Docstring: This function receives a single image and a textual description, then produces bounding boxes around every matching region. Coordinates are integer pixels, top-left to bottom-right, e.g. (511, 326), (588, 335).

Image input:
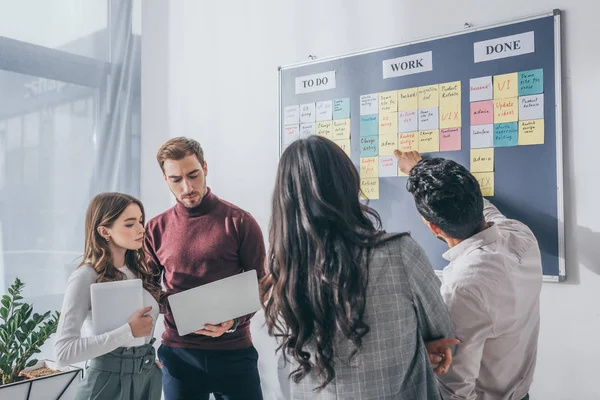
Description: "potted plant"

(0, 278), (82, 400)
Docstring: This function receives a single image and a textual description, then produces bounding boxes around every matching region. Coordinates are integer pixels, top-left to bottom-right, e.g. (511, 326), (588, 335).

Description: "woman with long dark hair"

(262, 136), (455, 399)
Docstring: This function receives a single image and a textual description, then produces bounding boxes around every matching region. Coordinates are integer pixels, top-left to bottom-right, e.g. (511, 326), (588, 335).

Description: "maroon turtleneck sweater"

(144, 188), (266, 350)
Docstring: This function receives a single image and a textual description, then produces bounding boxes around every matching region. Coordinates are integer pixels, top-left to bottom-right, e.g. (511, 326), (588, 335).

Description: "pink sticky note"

(440, 128), (461, 151)
(470, 101), (494, 125)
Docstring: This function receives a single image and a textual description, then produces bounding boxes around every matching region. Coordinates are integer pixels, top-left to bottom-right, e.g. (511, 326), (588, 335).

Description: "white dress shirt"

(437, 199), (543, 400)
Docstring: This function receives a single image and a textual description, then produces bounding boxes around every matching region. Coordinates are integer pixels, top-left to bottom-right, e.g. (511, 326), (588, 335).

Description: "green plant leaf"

(25, 359), (38, 368)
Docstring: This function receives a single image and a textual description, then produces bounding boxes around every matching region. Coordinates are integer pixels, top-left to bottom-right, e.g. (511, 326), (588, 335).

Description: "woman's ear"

(97, 226), (110, 241)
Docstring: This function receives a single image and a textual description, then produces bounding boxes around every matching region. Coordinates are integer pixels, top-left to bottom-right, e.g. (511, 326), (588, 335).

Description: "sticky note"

(473, 172), (494, 197)
(440, 128), (461, 152)
(316, 101), (333, 121)
(283, 125), (300, 145)
(418, 85), (439, 108)
(494, 123), (518, 147)
(419, 130), (440, 153)
(379, 156), (398, 178)
(334, 139), (351, 157)
(316, 121), (333, 138)
(494, 98), (518, 123)
(470, 76), (493, 102)
(332, 119), (351, 140)
(470, 124), (494, 149)
(300, 103), (316, 123)
(379, 91), (398, 113)
(360, 94), (378, 115)
(418, 107), (439, 130)
(397, 88), (418, 111)
(470, 100), (494, 125)
(439, 81), (461, 108)
(360, 178), (379, 200)
(398, 110), (418, 133)
(379, 112), (398, 135)
(494, 73), (518, 99)
(360, 136), (378, 157)
(440, 104), (461, 129)
(360, 157), (378, 178)
(378, 134), (398, 156)
(470, 148), (494, 172)
(333, 98), (350, 120)
(284, 105), (300, 125)
(398, 132), (418, 152)
(519, 94), (544, 121)
(300, 123), (315, 139)
(360, 115), (378, 137)
(519, 69), (543, 96)
(519, 119), (544, 145)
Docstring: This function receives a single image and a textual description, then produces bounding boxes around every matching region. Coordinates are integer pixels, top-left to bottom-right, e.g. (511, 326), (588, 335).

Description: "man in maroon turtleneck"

(144, 137), (266, 400)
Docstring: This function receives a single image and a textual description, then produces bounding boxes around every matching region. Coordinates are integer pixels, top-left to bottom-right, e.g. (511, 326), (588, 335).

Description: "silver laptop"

(168, 270), (261, 336)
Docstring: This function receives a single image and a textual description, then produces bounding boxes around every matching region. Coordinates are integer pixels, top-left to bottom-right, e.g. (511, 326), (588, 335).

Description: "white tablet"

(168, 270), (261, 336)
(90, 279), (145, 347)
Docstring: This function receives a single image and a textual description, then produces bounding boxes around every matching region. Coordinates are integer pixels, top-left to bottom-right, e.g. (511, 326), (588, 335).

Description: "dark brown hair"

(156, 137), (205, 171)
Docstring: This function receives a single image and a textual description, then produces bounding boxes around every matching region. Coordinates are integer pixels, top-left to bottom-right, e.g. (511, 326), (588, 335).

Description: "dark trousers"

(158, 344), (263, 400)
(522, 395), (529, 400)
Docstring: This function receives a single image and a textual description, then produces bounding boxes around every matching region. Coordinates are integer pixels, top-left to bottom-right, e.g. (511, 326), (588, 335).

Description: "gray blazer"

(288, 234), (455, 400)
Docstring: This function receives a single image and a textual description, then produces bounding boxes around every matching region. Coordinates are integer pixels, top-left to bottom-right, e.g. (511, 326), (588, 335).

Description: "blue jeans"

(158, 344), (263, 400)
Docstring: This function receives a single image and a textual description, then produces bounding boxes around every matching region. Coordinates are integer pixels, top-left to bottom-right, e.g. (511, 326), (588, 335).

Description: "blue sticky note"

(333, 98), (350, 119)
(360, 115), (378, 137)
(360, 136), (378, 157)
(494, 122), (518, 147)
(519, 69), (543, 96)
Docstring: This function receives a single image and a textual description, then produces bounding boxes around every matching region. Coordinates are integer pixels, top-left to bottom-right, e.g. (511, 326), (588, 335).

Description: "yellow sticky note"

(379, 91), (398, 114)
(334, 139), (351, 157)
(379, 112), (398, 135)
(378, 134), (398, 156)
(439, 81), (461, 108)
(419, 130), (440, 153)
(360, 157), (378, 178)
(472, 172), (494, 197)
(332, 119), (351, 140)
(316, 121), (333, 138)
(398, 132), (418, 152)
(494, 73), (518, 99)
(494, 98), (518, 123)
(418, 84), (439, 108)
(439, 104), (461, 129)
(519, 119), (544, 145)
(471, 148), (494, 172)
(360, 178), (379, 200)
(397, 88), (418, 111)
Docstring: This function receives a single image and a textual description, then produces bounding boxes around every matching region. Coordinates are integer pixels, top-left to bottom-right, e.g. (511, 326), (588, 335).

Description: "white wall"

(141, 1), (600, 399)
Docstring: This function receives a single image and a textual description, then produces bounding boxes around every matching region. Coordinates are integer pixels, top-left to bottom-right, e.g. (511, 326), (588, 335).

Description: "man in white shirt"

(395, 150), (542, 400)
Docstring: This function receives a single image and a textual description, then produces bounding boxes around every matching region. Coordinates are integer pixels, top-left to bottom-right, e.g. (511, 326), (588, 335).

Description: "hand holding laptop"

(194, 319), (234, 337)
(129, 306), (154, 337)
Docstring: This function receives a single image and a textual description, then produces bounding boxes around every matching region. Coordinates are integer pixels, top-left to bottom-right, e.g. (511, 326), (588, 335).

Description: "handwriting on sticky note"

(440, 105), (461, 129)
(300, 103), (316, 123)
(470, 76), (493, 102)
(360, 157), (378, 178)
(361, 94), (379, 115)
(397, 88), (418, 111)
(379, 112), (398, 135)
(470, 124), (494, 149)
(379, 91), (398, 113)
(419, 130), (440, 153)
(470, 148), (494, 172)
(494, 73), (518, 99)
(519, 69), (543, 96)
(418, 107), (439, 130)
(333, 98), (350, 120)
(332, 119), (350, 140)
(418, 85), (439, 108)
(316, 101), (333, 121)
(334, 139), (351, 157)
(398, 110), (418, 133)
(379, 156), (398, 178)
(473, 172), (494, 197)
(284, 105), (300, 125)
(316, 121), (333, 138)
(494, 98), (518, 123)
(360, 115), (378, 137)
(360, 136), (378, 157)
(360, 178), (379, 200)
(470, 100), (494, 125)
(440, 81), (461, 107)
(283, 125), (300, 145)
(398, 132), (418, 152)
(378, 134), (398, 156)
(440, 128), (461, 152)
(519, 94), (544, 121)
(518, 119), (544, 146)
(494, 123), (518, 147)
(300, 123), (316, 139)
